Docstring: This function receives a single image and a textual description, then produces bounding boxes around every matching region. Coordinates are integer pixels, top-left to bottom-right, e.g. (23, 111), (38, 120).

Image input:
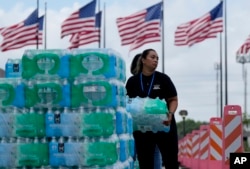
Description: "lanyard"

(140, 72), (155, 96)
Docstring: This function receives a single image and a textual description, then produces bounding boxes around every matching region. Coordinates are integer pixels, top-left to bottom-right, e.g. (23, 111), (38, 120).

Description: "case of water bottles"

(71, 78), (126, 108)
(24, 77), (71, 108)
(46, 107), (117, 138)
(49, 135), (119, 167)
(0, 48), (135, 169)
(0, 137), (49, 168)
(70, 48), (126, 82)
(21, 49), (71, 79)
(126, 96), (170, 133)
(0, 108), (46, 138)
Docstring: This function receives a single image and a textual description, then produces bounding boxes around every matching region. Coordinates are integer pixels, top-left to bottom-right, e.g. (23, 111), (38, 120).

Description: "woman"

(130, 53), (162, 169)
(126, 49), (179, 169)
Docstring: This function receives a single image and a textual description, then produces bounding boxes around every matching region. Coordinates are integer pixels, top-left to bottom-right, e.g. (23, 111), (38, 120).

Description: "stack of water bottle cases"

(0, 48), (135, 169)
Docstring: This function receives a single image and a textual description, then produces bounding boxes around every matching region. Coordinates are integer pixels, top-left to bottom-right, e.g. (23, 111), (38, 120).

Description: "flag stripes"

(0, 9), (44, 52)
(174, 2), (223, 46)
(116, 2), (162, 51)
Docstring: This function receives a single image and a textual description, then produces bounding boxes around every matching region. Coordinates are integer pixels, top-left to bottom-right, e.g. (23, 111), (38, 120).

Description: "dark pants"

(133, 115), (178, 169)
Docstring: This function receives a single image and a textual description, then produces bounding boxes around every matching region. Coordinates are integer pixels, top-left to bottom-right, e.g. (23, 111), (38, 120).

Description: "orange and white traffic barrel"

(191, 130), (200, 169)
(209, 117), (223, 169)
(222, 105), (243, 169)
(184, 133), (193, 168)
(198, 125), (210, 169)
(178, 137), (185, 165)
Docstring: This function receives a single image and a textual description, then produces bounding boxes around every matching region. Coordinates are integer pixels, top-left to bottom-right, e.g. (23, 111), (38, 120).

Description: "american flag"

(69, 11), (101, 49)
(174, 2), (223, 46)
(116, 2), (162, 51)
(236, 34), (250, 63)
(0, 9), (44, 52)
(61, 0), (96, 38)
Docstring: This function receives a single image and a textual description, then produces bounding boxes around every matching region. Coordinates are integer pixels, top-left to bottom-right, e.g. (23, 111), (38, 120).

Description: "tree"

(177, 119), (208, 139)
(242, 112), (250, 127)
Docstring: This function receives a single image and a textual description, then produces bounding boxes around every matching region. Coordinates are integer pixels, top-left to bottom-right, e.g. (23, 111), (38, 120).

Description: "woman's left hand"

(162, 113), (173, 126)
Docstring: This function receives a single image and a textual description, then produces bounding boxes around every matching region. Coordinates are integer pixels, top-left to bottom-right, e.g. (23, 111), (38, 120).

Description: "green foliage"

(243, 139), (250, 152)
(177, 118), (208, 139)
(242, 112), (250, 126)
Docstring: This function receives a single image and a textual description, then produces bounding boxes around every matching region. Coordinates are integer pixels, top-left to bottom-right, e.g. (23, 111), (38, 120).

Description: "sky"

(0, 0), (249, 123)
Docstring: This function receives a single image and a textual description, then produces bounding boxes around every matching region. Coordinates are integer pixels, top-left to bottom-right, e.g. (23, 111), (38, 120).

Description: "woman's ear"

(141, 57), (145, 63)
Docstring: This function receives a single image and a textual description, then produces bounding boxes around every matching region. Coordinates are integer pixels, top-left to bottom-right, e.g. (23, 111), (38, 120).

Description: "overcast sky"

(0, 0), (249, 123)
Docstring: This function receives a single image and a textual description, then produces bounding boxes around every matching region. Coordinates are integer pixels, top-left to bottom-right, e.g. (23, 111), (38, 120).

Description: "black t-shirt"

(126, 71), (177, 102)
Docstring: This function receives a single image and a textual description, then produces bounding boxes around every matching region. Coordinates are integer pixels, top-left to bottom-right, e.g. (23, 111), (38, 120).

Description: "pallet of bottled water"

(0, 48), (135, 169)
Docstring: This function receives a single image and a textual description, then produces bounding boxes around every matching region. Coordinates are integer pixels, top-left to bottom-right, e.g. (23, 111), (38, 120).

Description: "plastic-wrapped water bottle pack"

(126, 96), (170, 133)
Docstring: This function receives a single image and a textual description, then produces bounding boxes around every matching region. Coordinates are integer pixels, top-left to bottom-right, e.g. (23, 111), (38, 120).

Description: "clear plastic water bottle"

(57, 50), (71, 78)
(126, 112), (133, 135)
(134, 159), (140, 169)
(127, 135), (135, 160)
(0, 109), (12, 137)
(118, 134), (130, 162)
(116, 107), (128, 135)
(60, 79), (71, 107)
(5, 58), (22, 78)
(60, 108), (80, 137)
(49, 137), (65, 166)
(0, 137), (16, 168)
(45, 108), (55, 137)
(46, 110), (63, 137)
(128, 157), (135, 169)
(64, 137), (83, 166)
(115, 53), (126, 82)
(13, 79), (25, 108)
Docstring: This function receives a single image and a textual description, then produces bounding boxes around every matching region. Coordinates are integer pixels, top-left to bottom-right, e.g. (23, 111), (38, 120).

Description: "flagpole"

(103, 2), (106, 48)
(219, 0), (223, 117)
(161, 0), (164, 73)
(224, 0), (228, 106)
(44, 1), (47, 49)
(98, 0), (101, 48)
(37, 0), (39, 49)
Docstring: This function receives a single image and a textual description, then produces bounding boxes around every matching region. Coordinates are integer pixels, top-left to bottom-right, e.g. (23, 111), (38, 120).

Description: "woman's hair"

(137, 48), (156, 73)
(130, 53), (141, 75)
